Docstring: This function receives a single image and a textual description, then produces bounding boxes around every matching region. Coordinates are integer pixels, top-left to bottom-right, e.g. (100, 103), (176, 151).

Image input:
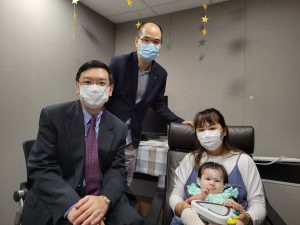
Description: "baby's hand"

(185, 188), (209, 204)
(201, 186), (210, 195)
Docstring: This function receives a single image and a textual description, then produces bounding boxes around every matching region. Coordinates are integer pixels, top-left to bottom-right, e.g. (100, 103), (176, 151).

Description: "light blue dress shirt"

(82, 106), (103, 138)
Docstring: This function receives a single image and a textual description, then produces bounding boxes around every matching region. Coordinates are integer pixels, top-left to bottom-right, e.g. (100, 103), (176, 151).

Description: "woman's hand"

(175, 201), (191, 217)
(223, 200), (252, 225)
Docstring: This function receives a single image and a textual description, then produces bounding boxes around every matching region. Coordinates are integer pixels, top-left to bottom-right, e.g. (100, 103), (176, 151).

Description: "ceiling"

(80, 0), (228, 24)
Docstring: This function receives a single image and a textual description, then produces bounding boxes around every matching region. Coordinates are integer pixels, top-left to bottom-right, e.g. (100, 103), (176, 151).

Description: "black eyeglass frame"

(138, 36), (162, 46)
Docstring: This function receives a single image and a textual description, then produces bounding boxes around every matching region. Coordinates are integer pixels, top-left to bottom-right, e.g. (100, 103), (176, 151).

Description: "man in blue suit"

(106, 22), (191, 185)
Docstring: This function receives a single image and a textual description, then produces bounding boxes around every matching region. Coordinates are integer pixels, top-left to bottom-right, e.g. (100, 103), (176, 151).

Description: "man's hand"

(67, 195), (109, 225)
(182, 120), (193, 126)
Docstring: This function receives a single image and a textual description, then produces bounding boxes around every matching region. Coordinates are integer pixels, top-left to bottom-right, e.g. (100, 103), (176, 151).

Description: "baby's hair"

(198, 162), (228, 184)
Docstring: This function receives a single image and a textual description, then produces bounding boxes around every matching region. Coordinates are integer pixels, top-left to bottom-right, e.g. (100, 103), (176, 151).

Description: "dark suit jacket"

(106, 51), (183, 148)
(22, 100), (128, 225)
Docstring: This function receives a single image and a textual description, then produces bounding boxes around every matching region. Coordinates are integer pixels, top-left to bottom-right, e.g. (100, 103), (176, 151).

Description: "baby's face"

(198, 168), (225, 194)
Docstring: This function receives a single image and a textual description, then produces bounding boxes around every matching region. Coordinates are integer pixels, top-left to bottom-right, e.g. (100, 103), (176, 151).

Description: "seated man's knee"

(128, 213), (144, 225)
(106, 194), (143, 225)
(108, 210), (143, 225)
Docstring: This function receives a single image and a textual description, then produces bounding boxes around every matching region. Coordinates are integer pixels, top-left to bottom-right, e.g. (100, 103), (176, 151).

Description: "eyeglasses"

(139, 36), (162, 46)
(79, 80), (109, 87)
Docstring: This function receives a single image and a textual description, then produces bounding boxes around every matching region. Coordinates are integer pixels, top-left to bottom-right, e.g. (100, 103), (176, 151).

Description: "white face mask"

(79, 85), (109, 109)
(196, 129), (223, 151)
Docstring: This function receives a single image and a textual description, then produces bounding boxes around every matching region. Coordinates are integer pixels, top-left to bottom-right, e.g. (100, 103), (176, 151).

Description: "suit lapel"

(130, 52), (140, 102)
(65, 101), (85, 181)
(98, 108), (114, 166)
(64, 103), (114, 185)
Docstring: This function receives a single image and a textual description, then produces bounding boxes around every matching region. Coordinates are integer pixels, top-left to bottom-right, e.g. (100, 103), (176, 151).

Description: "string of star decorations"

(72, 0), (79, 40)
(126, 0), (143, 28)
(201, 2), (209, 36)
(198, 2), (209, 60)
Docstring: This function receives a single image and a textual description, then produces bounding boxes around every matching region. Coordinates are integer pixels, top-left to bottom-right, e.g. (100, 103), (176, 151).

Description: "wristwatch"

(102, 195), (111, 206)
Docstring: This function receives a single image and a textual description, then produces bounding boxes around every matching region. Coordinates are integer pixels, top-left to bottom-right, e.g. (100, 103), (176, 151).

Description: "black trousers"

(105, 193), (143, 225)
(54, 193), (143, 225)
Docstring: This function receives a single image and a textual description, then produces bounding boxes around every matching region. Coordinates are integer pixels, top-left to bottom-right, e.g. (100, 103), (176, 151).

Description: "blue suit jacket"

(106, 51), (183, 147)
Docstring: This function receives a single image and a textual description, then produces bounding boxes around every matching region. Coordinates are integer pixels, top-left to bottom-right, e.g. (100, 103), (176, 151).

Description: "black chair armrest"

(144, 175), (166, 225)
(13, 182), (28, 203)
(13, 181), (28, 225)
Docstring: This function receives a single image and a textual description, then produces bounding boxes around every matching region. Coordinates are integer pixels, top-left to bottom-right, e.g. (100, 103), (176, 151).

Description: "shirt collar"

(138, 64), (152, 75)
(82, 106), (103, 127)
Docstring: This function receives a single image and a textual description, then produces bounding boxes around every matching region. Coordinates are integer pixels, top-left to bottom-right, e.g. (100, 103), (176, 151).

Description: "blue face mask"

(138, 43), (161, 62)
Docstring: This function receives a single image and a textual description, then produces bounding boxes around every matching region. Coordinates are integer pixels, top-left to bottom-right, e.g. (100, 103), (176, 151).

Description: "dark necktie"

(85, 115), (101, 195)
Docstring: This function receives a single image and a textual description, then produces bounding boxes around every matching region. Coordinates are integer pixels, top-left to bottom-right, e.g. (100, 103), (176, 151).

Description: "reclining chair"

(145, 122), (286, 225)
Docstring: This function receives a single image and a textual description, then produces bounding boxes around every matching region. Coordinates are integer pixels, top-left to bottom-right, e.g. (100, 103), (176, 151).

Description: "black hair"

(137, 22), (163, 42)
(194, 108), (230, 148)
(198, 161), (228, 184)
(193, 108), (231, 167)
(75, 60), (114, 85)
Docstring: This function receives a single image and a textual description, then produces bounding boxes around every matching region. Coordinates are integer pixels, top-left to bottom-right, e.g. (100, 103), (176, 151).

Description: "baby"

(181, 162), (239, 225)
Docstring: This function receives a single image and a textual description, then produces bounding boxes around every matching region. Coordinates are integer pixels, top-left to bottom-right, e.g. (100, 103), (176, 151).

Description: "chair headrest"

(168, 123), (254, 154)
(168, 123), (197, 152)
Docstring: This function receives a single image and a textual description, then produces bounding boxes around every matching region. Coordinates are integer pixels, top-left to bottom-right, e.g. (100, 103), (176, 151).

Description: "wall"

(115, 0), (300, 224)
(115, 0), (300, 159)
(0, 0), (115, 223)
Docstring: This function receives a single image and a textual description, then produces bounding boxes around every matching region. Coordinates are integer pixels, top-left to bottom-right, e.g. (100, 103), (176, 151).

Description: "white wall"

(0, 0), (115, 223)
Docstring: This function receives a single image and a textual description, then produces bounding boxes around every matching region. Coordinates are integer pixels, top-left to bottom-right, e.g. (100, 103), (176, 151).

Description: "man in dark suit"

(22, 60), (143, 225)
(106, 22), (192, 185)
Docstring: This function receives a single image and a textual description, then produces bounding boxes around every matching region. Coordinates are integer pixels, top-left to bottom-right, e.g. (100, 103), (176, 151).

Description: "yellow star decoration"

(72, 24), (77, 30)
(202, 3), (208, 10)
(202, 15), (209, 23)
(136, 21), (142, 28)
(136, 11), (141, 17)
(72, 11), (77, 19)
(72, 0), (79, 4)
(201, 29), (207, 35)
(127, 0), (133, 7)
